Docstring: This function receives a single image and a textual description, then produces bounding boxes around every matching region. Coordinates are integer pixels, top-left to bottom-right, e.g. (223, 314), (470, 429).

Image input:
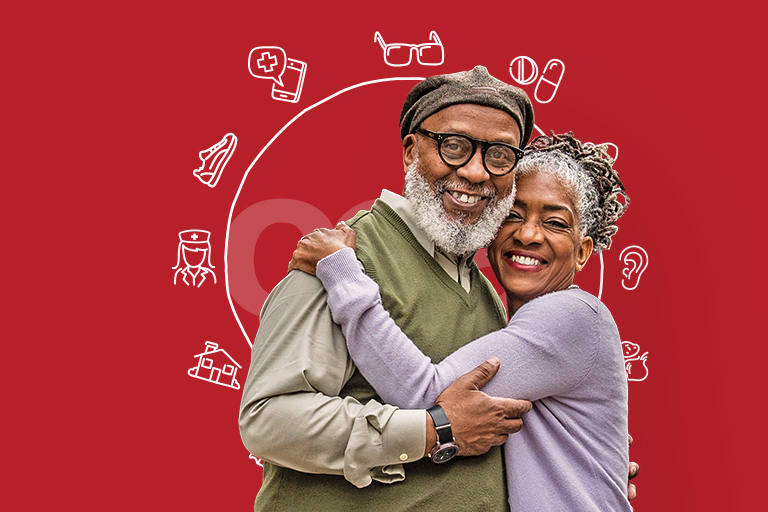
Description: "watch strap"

(427, 405), (454, 445)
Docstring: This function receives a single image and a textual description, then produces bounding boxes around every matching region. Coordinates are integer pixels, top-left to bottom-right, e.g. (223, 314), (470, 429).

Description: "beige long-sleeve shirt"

(238, 190), (477, 488)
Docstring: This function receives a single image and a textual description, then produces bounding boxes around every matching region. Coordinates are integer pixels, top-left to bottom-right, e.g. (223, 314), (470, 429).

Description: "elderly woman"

(290, 133), (631, 511)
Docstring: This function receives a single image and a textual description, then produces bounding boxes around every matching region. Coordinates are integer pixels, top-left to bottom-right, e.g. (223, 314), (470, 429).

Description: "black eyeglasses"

(416, 128), (524, 176)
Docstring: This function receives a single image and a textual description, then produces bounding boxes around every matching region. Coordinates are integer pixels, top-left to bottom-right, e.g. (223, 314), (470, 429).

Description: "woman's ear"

(575, 236), (594, 272)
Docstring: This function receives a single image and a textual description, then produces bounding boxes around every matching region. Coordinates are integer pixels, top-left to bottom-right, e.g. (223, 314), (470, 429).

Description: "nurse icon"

(172, 230), (217, 287)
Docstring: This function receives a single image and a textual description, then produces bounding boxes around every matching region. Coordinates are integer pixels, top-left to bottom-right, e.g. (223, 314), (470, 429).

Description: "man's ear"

(575, 236), (594, 272)
(402, 134), (417, 172)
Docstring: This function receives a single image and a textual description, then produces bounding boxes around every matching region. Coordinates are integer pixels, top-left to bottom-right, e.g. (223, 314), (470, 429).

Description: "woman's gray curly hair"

(515, 132), (629, 253)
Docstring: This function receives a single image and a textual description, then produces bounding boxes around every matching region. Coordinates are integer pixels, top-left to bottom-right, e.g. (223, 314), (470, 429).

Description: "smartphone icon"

(272, 58), (306, 103)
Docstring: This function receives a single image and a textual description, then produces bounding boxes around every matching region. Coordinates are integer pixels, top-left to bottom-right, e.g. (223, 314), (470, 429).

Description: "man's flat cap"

(399, 66), (534, 148)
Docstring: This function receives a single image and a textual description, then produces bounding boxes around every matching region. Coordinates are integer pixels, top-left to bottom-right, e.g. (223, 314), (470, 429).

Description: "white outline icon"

(374, 31), (444, 67)
(601, 143), (619, 162)
(173, 230), (216, 287)
(248, 46), (307, 104)
(509, 56), (539, 86)
(534, 59), (565, 104)
(584, 142), (619, 163)
(622, 341), (649, 382)
(249, 46), (286, 84)
(193, 133), (237, 188)
(249, 454), (264, 467)
(619, 245), (648, 291)
(188, 341), (242, 389)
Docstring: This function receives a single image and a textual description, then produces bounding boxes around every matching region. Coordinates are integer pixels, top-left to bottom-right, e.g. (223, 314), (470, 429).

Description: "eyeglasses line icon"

(374, 31), (444, 67)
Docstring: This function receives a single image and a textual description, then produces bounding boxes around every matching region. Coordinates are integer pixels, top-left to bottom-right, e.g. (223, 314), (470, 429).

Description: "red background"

(5, 1), (766, 510)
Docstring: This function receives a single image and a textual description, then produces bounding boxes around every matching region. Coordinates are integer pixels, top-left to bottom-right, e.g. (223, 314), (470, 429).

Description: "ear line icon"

(619, 245), (649, 291)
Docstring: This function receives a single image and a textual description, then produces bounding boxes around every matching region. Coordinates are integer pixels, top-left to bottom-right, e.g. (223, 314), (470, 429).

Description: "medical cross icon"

(257, 52), (278, 73)
(248, 45), (307, 104)
(191, 233), (198, 240)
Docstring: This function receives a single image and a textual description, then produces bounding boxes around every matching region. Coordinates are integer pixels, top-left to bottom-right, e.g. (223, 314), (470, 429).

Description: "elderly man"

(239, 67), (633, 511)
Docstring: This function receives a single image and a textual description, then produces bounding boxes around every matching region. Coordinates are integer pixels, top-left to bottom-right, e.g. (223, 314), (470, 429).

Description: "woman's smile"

(504, 250), (546, 271)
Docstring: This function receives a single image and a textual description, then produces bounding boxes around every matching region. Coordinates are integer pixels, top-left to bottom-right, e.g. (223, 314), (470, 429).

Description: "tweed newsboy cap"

(399, 66), (534, 148)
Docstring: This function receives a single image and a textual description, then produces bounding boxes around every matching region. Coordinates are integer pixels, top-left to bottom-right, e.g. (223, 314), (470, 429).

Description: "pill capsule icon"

(535, 59), (565, 104)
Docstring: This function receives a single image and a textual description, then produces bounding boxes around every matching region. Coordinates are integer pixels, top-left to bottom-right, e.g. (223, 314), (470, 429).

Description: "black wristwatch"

(427, 405), (459, 463)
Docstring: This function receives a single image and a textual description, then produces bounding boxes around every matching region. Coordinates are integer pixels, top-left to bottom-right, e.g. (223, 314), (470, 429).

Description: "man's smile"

(442, 188), (490, 212)
(437, 179), (497, 221)
(446, 190), (484, 205)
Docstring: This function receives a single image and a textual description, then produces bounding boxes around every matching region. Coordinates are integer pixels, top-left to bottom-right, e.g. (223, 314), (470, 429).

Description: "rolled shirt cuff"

(383, 408), (427, 465)
(343, 402), (427, 487)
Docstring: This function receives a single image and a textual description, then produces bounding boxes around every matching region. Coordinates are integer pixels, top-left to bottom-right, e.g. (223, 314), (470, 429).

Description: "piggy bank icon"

(622, 341), (649, 382)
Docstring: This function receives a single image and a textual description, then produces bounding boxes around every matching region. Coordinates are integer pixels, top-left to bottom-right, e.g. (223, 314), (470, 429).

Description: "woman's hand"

(288, 222), (357, 276)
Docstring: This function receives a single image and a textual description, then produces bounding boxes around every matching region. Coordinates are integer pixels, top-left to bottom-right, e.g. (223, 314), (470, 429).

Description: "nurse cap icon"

(179, 230), (211, 244)
(173, 230), (217, 287)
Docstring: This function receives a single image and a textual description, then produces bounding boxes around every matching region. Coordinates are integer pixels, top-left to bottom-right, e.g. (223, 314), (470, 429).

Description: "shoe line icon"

(193, 133), (237, 188)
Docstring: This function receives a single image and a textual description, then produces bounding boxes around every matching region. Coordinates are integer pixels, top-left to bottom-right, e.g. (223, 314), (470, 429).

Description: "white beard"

(404, 156), (516, 257)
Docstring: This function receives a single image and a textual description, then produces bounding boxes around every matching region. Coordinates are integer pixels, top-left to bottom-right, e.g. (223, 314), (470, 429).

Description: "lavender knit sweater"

(317, 248), (631, 511)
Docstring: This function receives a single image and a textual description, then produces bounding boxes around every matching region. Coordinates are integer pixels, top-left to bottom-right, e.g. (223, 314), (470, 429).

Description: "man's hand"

(432, 357), (531, 457)
(628, 434), (639, 500)
(288, 222), (357, 275)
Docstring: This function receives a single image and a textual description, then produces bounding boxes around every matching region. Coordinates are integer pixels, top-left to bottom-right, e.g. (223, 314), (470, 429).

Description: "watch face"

(432, 444), (459, 463)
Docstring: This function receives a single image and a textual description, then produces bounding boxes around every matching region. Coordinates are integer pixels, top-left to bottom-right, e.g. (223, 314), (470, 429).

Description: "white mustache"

(435, 178), (497, 200)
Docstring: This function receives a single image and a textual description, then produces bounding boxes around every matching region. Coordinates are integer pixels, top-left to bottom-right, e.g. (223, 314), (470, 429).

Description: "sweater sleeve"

(316, 248), (599, 407)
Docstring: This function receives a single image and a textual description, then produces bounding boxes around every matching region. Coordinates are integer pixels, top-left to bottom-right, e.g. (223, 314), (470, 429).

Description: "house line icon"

(188, 341), (242, 390)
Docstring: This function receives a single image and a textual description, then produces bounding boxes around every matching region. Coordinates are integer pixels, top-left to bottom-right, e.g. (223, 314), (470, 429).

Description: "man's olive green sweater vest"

(255, 200), (509, 511)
